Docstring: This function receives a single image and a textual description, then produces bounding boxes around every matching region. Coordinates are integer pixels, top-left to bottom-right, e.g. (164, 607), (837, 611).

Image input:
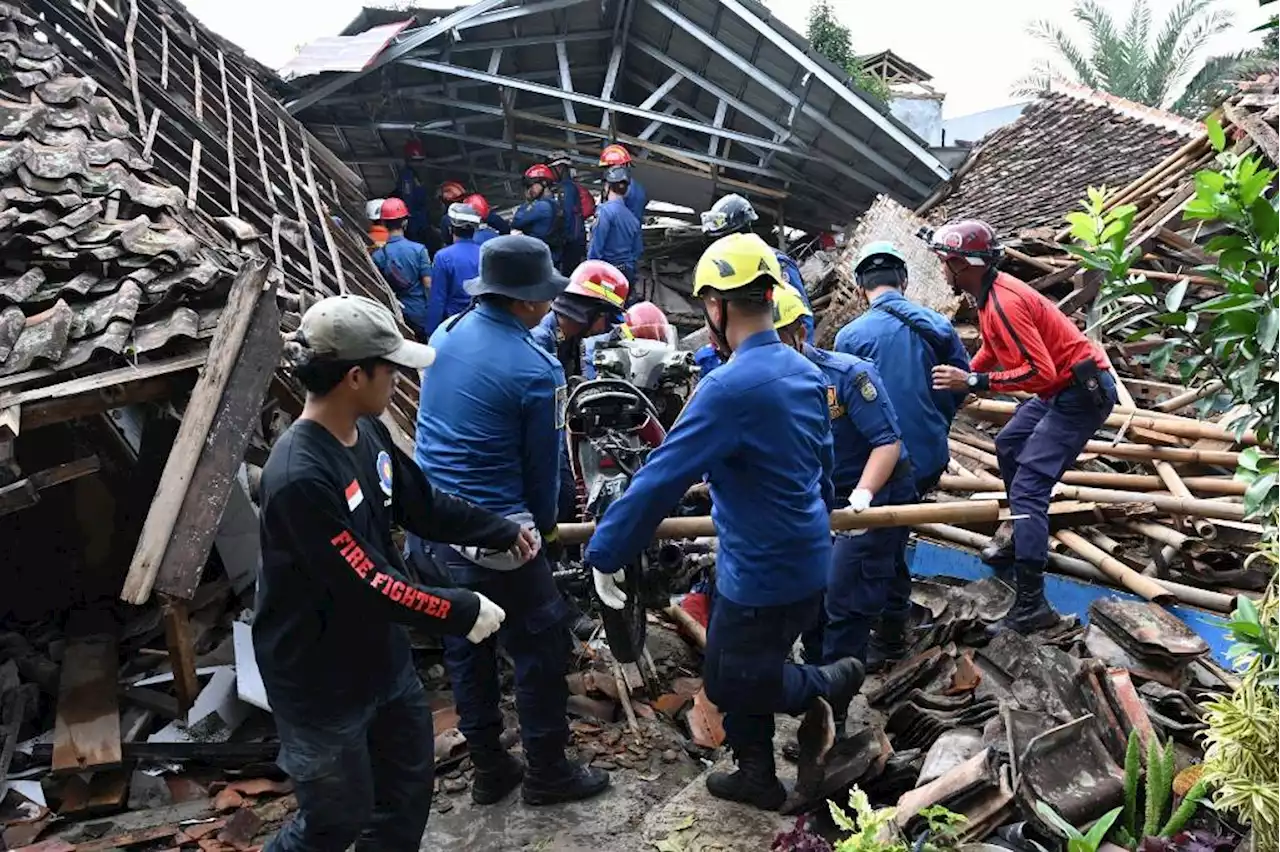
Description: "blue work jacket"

(776, 251), (815, 341)
(530, 313), (616, 379)
(624, 179), (648, 222)
(415, 303), (565, 535)
(834, 290), (968, 482)
(425, 236), (481, 338)
(694, 344), (724, 379)
(803, 344), (907, 498)
(588, 198), (643, 274)
(372, 235), (432, 335)
(585, 329), (834, 607)
(394, 167), (430, 238)
(559, 175), (586, 244)
(474, 227), (500, 247)
(512, 197), (560, 244)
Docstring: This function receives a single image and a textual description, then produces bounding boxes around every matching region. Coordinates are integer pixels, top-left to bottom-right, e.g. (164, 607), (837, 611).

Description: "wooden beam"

(0, 350), (208, 410)
(52, 631), (121, 774)
(121, 261), (270, 605)
(21, 374), (184, 432)
(154, 290), (281, 599)
(0, 455), (101, 517)
(161, 599), (201, 716)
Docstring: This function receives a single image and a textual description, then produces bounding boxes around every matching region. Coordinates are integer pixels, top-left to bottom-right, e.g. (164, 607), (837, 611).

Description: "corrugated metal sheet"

(288, 0), (950, 233)
(279, 19), (414, 81)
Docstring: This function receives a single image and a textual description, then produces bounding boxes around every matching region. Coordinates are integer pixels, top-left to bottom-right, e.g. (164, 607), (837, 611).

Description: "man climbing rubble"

(583, 233), (862, 811)
(926, 219), (1118, 635)
(834, 241), (970, 670)
(255, 295), (533, 852)
(410, 235), (610, 807)
(371, 198), (432, 341)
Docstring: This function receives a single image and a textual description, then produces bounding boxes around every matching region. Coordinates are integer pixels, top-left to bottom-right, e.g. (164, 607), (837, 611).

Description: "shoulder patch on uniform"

(555, 384), (568, 430)
(826, 385), (846, 420)
(855, 371), (878, 402)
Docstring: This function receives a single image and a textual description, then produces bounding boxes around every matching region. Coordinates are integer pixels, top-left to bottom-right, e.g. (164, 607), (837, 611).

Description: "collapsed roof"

(920, 82), (1202, 239)
(282, 0), (952, 232)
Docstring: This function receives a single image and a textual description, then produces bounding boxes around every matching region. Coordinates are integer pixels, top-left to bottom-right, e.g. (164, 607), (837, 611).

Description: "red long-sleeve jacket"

(971, 272), (1110, 398)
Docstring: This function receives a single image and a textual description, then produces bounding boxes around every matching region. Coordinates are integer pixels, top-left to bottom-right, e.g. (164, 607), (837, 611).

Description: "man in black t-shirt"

(256, 295), (536, 852)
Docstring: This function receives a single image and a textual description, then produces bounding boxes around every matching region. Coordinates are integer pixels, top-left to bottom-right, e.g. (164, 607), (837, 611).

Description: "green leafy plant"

(1113, 730), (1207, 849)
(805, 1), (892, 103)
(1037, 802), (1124, 852)
(825, 789), (966, 852)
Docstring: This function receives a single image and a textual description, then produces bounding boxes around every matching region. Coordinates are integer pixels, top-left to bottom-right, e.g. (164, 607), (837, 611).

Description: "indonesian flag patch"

(345, 478), (364, 512)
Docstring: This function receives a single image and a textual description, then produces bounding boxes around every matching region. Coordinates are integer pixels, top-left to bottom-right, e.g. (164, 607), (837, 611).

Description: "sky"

(184, 0), (1273, 118)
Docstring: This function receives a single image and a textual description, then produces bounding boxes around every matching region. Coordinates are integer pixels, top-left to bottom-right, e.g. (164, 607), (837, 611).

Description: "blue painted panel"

(906, 539), (1235, 667)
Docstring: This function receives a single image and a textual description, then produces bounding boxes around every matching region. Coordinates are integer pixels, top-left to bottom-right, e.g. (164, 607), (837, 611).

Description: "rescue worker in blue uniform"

(588, 167), (644, 287)
(599, 144), (647, 222)
(549, 152), (588, 275)
(769, 286), (914, 690)
(512, 164), (563, 265)
(396, 140), (432, 245)
(410, 235), (610, 807)
(440, 190), (511, 246)
(701, 193), (814, 340)
(834, 241), (970, 670)
(371, 197), (432, 340)
(424, 202), (483, 338)
(584, 233), (862, 811)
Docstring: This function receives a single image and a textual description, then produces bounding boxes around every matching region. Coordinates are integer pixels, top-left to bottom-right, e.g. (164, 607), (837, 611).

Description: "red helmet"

(567, 260), (629, 310)
(380, 197), (410, 221)
(925, 219), (1002, 266)
(524, 164), (555, 184)
(439, 180), (467, 203)
(599, 144), (632, 167)
(624, 302), (671, 342)
(463, 193), (490, 220)
(404, 139), (425, 160)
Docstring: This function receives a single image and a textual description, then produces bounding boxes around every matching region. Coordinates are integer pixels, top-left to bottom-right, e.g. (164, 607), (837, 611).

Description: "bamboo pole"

(1124, 519), (1196, 551)
(1155, 381), (1223, 413)
(1082, 441), (1239, 467)
(948, 458), (982, 480)
(1053, 485), (1246, 521)
(1052, 530), (1176, 603)
(949, 439), (1001, 470)
(555, 500), (1005, 546)
(913, 523), (1235, 612)
(662, 605), (707, 650)
(938, 472), (1245, 497)
(965, 398), (1258, 446)
(1153, 460), (1217, 539)
(951, 430), (998, 454)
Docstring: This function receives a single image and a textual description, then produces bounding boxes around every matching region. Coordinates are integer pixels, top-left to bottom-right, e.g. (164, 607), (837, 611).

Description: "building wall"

(890, 96), (943, 147)
(941, 102), (1032, 147)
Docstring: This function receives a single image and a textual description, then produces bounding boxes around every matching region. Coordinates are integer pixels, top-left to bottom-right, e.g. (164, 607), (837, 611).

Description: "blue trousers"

(995, 377), (1116, 566)
(414, 541), (573, 766)
(805, 475), (916, 665)
(560, 239), (587, 276)
(704, 592), (830, 752)
(266, 664), (434, 852)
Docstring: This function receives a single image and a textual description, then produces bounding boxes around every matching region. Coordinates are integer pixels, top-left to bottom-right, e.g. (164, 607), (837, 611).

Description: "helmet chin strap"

(702, 298), (733, 358)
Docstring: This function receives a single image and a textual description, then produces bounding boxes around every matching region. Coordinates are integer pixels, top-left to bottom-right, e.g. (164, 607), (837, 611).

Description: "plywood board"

(51, 634), (121, 773)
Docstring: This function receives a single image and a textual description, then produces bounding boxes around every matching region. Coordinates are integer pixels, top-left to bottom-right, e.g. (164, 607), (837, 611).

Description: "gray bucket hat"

(464, 234), (569, 302)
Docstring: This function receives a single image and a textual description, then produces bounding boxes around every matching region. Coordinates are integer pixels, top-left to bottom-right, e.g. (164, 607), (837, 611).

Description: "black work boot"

(469, 747), (525, 805)
(706, 745), (786, 811)
(818, 656), (865, 724)
(865, 616), (909, 674)
(986, 561), (1059, 637)
(522, 755), (610, 805)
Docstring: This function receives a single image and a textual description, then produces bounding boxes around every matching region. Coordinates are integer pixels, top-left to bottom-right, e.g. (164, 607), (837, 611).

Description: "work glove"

(466, 593), (506, 644)
(593, 567), (628, 611)
(848, 488), (873, 512)
(542, 528), (564, 566)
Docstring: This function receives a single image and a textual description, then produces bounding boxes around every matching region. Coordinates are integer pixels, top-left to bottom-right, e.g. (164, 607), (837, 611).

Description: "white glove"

(594, 568), (628, 610)
(466, 593), (506, 644)
(848, 488), (873, 512)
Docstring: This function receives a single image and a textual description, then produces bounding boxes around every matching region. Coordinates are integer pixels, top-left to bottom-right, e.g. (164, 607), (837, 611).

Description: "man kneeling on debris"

(584, 233), (862, 811)
(255, 295), (535, 852)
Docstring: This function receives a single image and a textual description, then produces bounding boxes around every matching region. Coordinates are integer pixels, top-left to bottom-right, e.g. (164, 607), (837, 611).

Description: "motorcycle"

(561, 304), (702, 671)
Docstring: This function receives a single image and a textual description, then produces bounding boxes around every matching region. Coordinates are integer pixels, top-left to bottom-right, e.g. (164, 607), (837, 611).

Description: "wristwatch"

(966, 373), (989, 391)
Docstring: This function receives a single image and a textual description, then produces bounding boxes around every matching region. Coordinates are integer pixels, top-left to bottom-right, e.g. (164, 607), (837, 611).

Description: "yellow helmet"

(693, 233), (783, 298)
(772, 283), (812, 331)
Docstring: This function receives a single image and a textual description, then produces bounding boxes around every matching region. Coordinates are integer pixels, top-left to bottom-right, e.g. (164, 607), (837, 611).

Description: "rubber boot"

(521, 744), (610, 806)
(706, 745), (786, 811)
(469, 747), (525, 805)
(865, 615), (909, 674)
(986, 561), (1059, 638)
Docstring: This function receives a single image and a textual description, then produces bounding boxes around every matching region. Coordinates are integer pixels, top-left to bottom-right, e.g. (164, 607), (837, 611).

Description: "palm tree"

(1014, 0), (1276, 118)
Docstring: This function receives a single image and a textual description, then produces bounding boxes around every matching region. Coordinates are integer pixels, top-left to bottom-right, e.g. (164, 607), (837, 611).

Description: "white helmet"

(365, 199), (386, 221)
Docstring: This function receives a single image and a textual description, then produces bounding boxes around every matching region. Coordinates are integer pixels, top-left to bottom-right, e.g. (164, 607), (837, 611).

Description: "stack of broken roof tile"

(0, 1), (236, 380)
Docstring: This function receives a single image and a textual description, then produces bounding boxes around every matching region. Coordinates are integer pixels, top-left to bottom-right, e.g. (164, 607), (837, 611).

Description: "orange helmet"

(524, 164), (556, 184)
(463, 193), (491, 220)
(566, 260), (630, 310)
(380, 197), (410, 222)
(439, 181), (467, 203)
(625, 301), (671, 343)
(404, 139), (425, 160)
(599, 144), (632, 167)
